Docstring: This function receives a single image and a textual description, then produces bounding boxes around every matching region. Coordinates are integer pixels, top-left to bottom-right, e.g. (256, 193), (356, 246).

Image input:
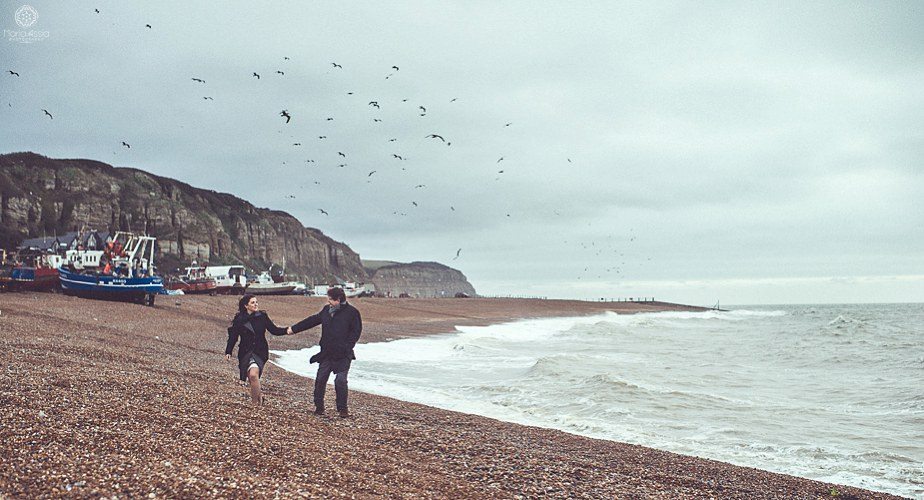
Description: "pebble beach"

(0, 293), (902, 499)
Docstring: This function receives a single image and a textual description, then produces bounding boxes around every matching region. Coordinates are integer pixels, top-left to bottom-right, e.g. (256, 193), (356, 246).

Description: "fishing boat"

(204, 265), (247, 294)
(2, 253), (64, 292)
(58, 232), (164, 305)
(166, 264), (218, 294)
(246, 271), (297, 295)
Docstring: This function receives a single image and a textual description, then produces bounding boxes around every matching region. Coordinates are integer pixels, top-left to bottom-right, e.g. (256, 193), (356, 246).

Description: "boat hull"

(58, 268), (164, 304)
(4, 266), (59, 291)
(246, 283), (298, 295)
(166, 278), (218, 294)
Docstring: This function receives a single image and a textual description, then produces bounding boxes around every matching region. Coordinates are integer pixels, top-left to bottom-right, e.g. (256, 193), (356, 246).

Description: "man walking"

(288, 287), (362, 417)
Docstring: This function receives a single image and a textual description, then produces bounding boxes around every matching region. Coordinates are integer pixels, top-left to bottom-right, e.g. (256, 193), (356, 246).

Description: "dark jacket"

(291, 302), (362, 363)
(225, 310), (287, 362)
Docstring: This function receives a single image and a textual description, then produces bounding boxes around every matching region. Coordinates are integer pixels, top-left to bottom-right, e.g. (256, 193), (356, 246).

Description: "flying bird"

(497, 157), (504, 163)
(426, 134), (445, 142)
(505, 122), (512, 127)
(145, 24), (152, 29)
(391, 66), (399, 71)
(252, 72), (260, 79)
(280, 110), (291, 123)
(191, 78), (205, 83)
(121, 141), (131, 148)
(418, 106), (427, 113)
(388, 138), (397, 142)
(286, 195), (295, 199)
(203, 96), (213, 100)
(414, 184), (426, 188)
(368, 170), (376, 177)
(8, 70), (19, 77)
(318, 135), (326, 139)
(392, 154), (404, 160)
(318, 208), (329, 215)
(368, 101), (380, 108)
(373, 118), (382, 122)
(284, 56), (290, 60)
(453, 248), (461, 260)
(276, 70), (284, 75)
(331, 62), (342, 68)
(94, 8), (100, 13)
(412, 201), (418, 207)
(292, 142), (301, 146)
(326, 117), (334, 121)
(42, 109), (53, 119)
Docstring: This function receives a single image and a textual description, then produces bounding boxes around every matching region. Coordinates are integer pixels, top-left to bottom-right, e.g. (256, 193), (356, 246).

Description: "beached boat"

(58, 232), (164, 305)
(246, 271), (297, 295)
(166, 265), (218, 294)
(310, 281), (367, 297)
(204, 265), (247, 294)
(1, 253), (64, 292)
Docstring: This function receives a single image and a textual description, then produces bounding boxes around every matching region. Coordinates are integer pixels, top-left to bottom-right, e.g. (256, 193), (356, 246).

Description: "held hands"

(286, 326), (294, 335)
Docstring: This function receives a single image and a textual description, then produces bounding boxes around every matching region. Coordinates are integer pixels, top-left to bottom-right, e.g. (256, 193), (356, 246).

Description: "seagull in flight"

(252, 72), (260, 79)
(8, 70), (19, 77)
(391, 66), (399, 71)
(203, 96), (213, 100)
(392, 154), (404, 160)
(331, 62), (342, 69)
(497, 157), (504, 163)
(94, 8), (100, 13)
(191, 78), (205, 83)
(280, 110), (291, 123)
(426, 134), (445, 142)
(418, 105), (427, 113)
(338, 152), (346, 157)
(368, 171), (376, 177)
(453, 248), (461, 260)
(276, 70), (284, 75)
(145, 24), (152, 29)
(368, 101), (380, 108)
(318, 208), (329, 215)
(412, 201), (418, 207)
(414, 184), (426, 188)
(121, 141), (131, 148)
(42, 109), (53, 119)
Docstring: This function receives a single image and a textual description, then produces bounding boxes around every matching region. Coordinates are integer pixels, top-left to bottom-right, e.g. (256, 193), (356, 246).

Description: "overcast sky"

(3, 1), (923, 305)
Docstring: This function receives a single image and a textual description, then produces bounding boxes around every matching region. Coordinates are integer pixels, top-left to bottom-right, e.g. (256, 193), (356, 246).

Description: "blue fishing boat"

(58, 232), (164, 305)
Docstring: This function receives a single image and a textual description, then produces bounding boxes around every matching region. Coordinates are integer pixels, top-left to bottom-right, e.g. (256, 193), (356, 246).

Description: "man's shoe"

(338, 410), (351, 418)
(314, 407), (325, 416)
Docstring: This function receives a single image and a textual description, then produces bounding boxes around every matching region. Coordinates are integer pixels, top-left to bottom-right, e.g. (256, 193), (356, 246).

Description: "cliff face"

(370, 261), (477, 298)
(0, 152), (366, 282)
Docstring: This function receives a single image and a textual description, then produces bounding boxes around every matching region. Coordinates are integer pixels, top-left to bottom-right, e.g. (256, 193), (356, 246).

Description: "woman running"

(225, 294), (290, 404)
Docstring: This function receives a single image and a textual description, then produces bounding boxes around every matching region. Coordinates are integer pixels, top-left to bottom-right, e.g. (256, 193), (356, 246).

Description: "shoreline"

(0, 293), (901, 498)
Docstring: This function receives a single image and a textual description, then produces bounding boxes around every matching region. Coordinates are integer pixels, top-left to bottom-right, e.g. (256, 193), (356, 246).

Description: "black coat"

(291, 302), (362, 363)
(225, 310), (287, 362)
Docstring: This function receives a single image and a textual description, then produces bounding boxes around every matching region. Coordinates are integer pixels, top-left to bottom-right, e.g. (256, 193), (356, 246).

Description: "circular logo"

(14, 5), (38, 28)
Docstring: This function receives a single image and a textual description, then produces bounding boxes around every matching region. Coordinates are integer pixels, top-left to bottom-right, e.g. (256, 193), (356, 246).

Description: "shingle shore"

(0, 293), (899, 499)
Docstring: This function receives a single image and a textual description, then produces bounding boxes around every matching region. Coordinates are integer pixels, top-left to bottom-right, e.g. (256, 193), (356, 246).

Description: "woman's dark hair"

(238, 293), (257, 314)
(327, 287), (347, 303)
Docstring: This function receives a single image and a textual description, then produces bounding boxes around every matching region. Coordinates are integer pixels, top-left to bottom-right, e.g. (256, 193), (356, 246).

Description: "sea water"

(272, 303), (924, 498)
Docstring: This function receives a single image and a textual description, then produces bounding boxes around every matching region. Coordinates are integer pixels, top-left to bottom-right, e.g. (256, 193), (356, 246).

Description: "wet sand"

(0, 293), (899, 498)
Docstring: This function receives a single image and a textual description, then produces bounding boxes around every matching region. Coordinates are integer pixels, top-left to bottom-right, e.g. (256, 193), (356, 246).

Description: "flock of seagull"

(5, 7), (645, 278)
